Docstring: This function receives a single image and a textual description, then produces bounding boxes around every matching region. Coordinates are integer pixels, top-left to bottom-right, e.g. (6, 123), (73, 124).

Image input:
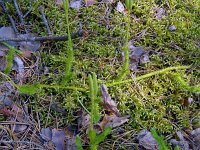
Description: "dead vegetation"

(0, 0), (200, 149)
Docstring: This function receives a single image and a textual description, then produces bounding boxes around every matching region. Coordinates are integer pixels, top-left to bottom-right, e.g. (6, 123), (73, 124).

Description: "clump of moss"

(0, 0), (199, 145)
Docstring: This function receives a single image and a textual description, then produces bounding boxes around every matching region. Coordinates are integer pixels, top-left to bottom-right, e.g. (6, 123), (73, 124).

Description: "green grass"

(0, 0), (199, 149)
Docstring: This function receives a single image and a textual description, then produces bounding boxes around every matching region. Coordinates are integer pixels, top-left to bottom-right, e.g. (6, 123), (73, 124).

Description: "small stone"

(115, 1), (125, 13)
(169, 25), (176, 31)
(70, 0), (82, 10)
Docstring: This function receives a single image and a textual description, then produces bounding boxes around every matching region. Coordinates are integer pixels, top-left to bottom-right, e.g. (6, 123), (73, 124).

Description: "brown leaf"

(0, 96), (13, 109)
(52, 129), (67, 150)
(40, 128), (77, 150)
(10, 104), (24, 122)
(100, 84), (120, 116)
(99, 114), (129, 129)
(0, 56), (6, 71)
(0, 107), (13, 117)
(124, 41), (150, 71)
(55, 0), (63, 6)
(40, 128), (52, 141)
(50, 102), (67, 115)
(0, 81), (15, 94)
(77, 109), (90, 131)
(115, 1), (128, 15)
(85, 0), (96, 7)
(191, 128), (200, 143)
(136, 129), (159, 150)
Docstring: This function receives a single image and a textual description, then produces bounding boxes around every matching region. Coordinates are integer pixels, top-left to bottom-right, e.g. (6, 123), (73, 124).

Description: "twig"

(0, 140), (44, 149)
(23, 3), (32, 18)
(13, 0), (28, 33)
(0, 0), (19, 35)
(39, 6), (52, 36)
(0, 29), (84, 42)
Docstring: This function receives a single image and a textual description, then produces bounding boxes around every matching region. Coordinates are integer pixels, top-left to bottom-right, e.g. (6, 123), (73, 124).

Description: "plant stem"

(116, 12), (130, 81)
(107, 66), (189, 87)
(40, 84), (86, 92)
(62, 0), (74, 84)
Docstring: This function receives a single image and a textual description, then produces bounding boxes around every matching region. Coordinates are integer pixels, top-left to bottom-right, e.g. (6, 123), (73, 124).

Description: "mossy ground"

(1, 0), (200, 148)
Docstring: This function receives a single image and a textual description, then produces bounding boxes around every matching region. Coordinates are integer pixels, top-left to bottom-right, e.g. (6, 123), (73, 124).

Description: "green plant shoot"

(4, 43), (15, 74)
(88, 73), (100, 124)
(62, 0), (74, 84)
(151, 128), (169, 150)
(125, 0), (134, 12)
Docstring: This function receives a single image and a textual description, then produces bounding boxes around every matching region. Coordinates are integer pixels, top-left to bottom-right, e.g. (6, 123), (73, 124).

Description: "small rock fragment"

(154, 7), (165, 20)
(115, 1), (126, 14)
(169, 25), (176, 31)
(70, 0), (82, 10)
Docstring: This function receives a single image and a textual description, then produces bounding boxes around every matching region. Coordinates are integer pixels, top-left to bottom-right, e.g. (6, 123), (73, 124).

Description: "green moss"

(0, 0), (199, 146)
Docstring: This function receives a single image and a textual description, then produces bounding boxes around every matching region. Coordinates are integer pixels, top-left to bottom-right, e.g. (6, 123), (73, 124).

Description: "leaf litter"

(136, 129), (159, 150)
(122, 40), (150, 71)
(0, 26), (40, 83)
(0, 0), (200, 150)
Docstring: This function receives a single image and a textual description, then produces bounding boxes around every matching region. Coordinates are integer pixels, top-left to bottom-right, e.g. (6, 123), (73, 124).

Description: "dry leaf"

(99, 114), (129, 129)
(77, 109), (90, 130)
(18, 33), (41, 52)
(136, 129), (159, 150)
(40, 128), (52, 142)
(0, 26), (40, 53)
(191, 128), (200, 143)
(50, 102), (67, 115)
(85, 0), (96, 7)
(100, 84), (120, 116)
(40, 128), (77, 150)
(0, 26), (18, 47)
(115, 1), (127, 15)
(0, 81), (15, 94)
(12, 56), (25, 82)
(170, 131), (190, 150)
(55, 0), (63, 6)
(153, 7), (165, 20)
(170, 139), (189, 150)
(124, 41), (150, 71)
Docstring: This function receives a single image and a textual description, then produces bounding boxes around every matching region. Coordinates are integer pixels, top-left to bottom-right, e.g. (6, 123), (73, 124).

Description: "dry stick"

(13, 0), (28, 33)
(0, 141), (44, 149)
(23, 3), (32, 18)
(39, 6), (52, 36)
(0, 29), (84, 42)
(0, 0), (19, 35)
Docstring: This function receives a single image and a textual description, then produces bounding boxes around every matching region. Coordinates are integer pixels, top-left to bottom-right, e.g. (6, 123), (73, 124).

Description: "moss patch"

(0, 0), (199, 147)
